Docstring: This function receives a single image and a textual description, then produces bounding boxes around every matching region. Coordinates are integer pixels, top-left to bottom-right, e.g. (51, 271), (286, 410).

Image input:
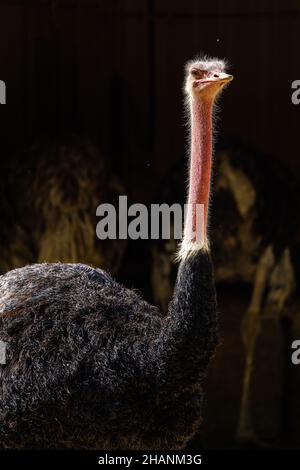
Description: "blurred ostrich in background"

(151, 137), (300, 445)
(0, 136), (127, 275)
(0, 57), (232, 449)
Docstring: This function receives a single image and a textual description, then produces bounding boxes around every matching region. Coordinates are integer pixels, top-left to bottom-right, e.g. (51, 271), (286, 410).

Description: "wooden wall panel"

(0, 5), (26, 149)
(0, 0), (299, 195)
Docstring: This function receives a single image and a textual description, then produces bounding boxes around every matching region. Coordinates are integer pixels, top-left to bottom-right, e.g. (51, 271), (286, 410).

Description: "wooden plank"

(77, 6), (152, 199)
(156, 0), (300, 16)
(0, 5), (26, 155)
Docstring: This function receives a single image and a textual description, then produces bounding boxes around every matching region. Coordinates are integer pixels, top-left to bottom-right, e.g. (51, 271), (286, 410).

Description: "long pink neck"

(184, 97), (213, 247)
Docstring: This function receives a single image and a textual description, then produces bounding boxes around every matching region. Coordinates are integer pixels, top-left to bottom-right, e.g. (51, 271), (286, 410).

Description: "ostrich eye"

(191, 68), (202, 78)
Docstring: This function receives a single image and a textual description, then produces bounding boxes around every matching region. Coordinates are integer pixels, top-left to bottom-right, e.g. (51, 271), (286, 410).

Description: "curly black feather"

(0, 252), (218, 449)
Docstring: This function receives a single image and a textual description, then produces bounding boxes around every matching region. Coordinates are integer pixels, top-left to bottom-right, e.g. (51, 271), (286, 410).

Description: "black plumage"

(0, 253), (217, 449)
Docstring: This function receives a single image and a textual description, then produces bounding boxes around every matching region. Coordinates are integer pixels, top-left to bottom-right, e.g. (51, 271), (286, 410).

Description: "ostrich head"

(184, 57), (233, 100)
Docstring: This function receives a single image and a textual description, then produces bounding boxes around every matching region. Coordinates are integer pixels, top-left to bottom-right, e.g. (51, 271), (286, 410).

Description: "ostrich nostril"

(214, 74), (219, 78)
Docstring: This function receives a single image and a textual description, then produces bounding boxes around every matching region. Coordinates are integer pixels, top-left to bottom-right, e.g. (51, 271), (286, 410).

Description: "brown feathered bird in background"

(0, 135), (127, 275)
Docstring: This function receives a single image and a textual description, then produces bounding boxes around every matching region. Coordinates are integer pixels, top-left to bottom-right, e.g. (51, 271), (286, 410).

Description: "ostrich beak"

(219, 73), (234, 84)
(193, 73), (234, 89)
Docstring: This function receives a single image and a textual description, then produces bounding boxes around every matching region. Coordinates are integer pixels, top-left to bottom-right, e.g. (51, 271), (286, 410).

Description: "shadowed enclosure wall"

(0, 0), (299, 202)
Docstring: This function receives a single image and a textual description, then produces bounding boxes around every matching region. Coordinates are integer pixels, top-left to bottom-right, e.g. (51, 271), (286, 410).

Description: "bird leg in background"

(267, 248), (296, 314)
(237, 245), (275, 444)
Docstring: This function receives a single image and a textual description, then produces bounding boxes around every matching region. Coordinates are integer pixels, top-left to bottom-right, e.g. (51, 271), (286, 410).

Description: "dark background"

(0, 0), (299, 201)
(0, 0), (299, 449)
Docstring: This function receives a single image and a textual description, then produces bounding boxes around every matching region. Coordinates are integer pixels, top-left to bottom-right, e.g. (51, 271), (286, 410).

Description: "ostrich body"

(0, 58), (232, 449)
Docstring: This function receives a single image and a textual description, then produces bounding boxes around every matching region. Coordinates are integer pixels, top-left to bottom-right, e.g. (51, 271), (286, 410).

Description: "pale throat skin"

(179, 57), (233, 260)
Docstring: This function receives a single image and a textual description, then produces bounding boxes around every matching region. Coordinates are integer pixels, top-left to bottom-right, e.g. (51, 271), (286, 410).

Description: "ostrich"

(0, 136), (126, 276)
(0, 57), (233, 449)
